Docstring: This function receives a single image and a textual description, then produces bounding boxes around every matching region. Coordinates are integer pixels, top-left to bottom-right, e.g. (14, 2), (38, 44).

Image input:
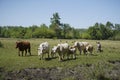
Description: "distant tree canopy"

(0, 13), (120, 40)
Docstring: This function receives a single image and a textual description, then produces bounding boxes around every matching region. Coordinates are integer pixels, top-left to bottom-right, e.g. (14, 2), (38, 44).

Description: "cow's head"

(16, 42), (19, 48)
(74, 42), (79, 47)
(51, 46), (58, 53)
(38, 47), (43, 54)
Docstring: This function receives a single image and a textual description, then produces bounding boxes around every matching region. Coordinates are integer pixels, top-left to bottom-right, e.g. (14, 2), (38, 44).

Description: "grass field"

(0, 38), (120, 79)
(0, 38), (120, 70)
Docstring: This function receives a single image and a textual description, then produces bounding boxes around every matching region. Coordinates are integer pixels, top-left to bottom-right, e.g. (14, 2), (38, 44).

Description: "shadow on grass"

(45, 57), (58, 61)
(90, 54), (98, 56)
(60, 58), (76, 62)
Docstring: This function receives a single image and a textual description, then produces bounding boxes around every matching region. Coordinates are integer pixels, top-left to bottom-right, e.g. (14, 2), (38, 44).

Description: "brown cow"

(16, 41), (31, 56)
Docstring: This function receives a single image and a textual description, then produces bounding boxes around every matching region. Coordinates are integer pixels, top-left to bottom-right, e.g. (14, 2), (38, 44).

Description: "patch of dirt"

(0, 62), (120, 80)
(108, 60), (120, 64)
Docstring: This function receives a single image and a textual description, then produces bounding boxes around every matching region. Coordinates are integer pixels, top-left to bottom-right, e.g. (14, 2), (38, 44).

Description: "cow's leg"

(79, 49), (82, 55)
(78, 47), (82, 55)
(90, 51), (92, 55)
(90, 48), (93, 55)
(78, 47), (81, 55)
(40, 54), (43, 60)
(62, 53), (64, 60)
(47, 52), (49, 58)
(51, 52), (55, 58)
(18, 50), (20, 56)
(25, 50), (27, 56)
(66, 53), (69, 60)
(28, 48), (31, 55)
(83, 49), (87, 55)
(41, 54), (44, 60)
(39, 54), (41, 60)
(73, 53), (76, 59)
(58, 53), (62, 61)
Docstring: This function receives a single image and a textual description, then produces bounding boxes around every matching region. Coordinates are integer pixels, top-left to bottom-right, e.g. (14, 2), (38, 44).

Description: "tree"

(87, 22), (114, 40)
(87, 26), (100, 39)
(114, 24), (120, 31)
(106, 21), (114, 29)
(49, 12), (62, 38)
(39, 24), (49, 38)
(50, 12), (61, 25)
(61, 23), (71, 38)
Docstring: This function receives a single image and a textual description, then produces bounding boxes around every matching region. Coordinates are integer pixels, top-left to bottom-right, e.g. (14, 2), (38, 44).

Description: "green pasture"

(0, 38), (120, 71)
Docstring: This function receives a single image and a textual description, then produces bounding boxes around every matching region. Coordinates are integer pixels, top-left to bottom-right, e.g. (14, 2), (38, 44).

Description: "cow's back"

(16, 41), (30, 51)
(22, 41), (30, 49)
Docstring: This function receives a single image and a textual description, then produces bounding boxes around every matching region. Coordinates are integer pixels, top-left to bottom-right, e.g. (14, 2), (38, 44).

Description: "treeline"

(0, 25), (84, 39)
(83, 22), (120, 40)
(0, 13), (120, 40)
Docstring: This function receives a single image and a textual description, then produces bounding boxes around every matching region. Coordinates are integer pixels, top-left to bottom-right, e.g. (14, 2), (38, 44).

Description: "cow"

(51, 46), (58, 58)
(68, 46), (77, 59)
(38, 42), (50, 60)
(16, 41), (31, 56)
(52, 43), (69, 61)
(85, 44), (94, 55)
(74, 41), (89, 55)
(96, 41), (103, 52)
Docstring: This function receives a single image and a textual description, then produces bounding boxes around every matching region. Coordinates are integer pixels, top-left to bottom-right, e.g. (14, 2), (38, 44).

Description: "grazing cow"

(85, 44), (93, 55)
(38, 42), (50, 60)
(51, 46), (58, 58)
(68, 46), (77, 59)
(74, 41), (89, 55)
(96, 41), (103, 52)
(16, 41), (31, 56)
(54, 43), (69, 61)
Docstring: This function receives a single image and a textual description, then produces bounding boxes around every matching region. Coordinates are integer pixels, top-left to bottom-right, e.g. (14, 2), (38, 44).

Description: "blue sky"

(0, 0), (120, 28)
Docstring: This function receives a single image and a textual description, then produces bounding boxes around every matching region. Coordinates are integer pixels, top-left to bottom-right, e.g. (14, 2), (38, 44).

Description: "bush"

(81, 33), (91, 39)
(109, 32), (120, 40)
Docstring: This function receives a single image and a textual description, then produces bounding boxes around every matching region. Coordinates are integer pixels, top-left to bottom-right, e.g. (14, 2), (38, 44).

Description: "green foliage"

(50, 12), (62, 38)
(110, 32), (120, 40)
(81, 32), (91, 39)
(87, 22), (114, 40)
(0, 13), (120, 40)
(50, 12), (61, 25)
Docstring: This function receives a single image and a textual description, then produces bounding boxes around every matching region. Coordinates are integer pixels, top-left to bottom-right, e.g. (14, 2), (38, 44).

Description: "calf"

(85, 44), (93, 55)
(74, 41), (89, 55)
(16, 41), (31, 56)
(55, 43), (69, 61)
(68, 46), (77, 59)
(96, 41), (103, 52)
(38, 42), (50, 60)
(51, 46), (58, 58)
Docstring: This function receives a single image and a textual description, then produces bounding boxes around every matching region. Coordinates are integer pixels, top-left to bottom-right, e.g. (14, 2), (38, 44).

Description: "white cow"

(68, 46), (77, 59)
(96, 41), (103, 52)
(38, 42), (50, 60)
(85, 44), (93, 55)
(53, 43), (69, 61)
(74, 41), (89, 55)
(51, 46), (58, 58)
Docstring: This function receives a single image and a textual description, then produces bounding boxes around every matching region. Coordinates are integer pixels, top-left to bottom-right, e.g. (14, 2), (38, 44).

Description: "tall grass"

(0, 38), (120, 71)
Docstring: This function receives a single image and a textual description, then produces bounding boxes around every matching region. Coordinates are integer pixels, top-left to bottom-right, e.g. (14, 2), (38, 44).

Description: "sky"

(0, 0), (120, 28)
